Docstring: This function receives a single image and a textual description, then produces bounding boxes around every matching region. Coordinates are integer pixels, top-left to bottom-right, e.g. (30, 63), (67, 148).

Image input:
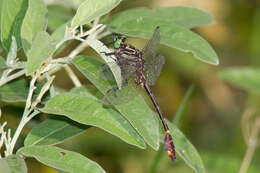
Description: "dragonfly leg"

(100, 51), (116, 56)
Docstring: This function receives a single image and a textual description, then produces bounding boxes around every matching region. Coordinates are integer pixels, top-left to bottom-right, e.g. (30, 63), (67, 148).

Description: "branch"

(239, 118), (260, 173)
(0, 69), (26, 87)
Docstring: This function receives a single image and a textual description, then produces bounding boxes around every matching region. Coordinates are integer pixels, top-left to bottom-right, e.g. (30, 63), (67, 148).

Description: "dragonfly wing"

(142, 26), (160, 62)
(99, 63), (117, 82)
(144, 54), (165, 86)
(102, 84), (137, 105)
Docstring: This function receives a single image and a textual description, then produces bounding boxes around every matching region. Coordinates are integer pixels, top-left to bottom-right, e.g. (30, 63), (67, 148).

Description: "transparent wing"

(102, 84), (137, 105)
(144, 54), (165, 86)
(142, 26), (160, 62)
(99, 58), (137, 85)
(99, 63), (117, 82)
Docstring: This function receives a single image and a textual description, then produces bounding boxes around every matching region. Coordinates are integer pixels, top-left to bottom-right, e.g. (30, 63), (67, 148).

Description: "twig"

(239, 118), (260, 173)
(8, 71), (54, 155)
(31, 75), (55, 107)
(0, 69), (26, 87)
(64, 66), (81, 87)
(40, 24), (107, 82)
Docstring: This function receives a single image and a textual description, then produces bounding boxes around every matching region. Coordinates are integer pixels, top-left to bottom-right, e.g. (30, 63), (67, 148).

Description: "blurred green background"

(1, 0), (260, 172)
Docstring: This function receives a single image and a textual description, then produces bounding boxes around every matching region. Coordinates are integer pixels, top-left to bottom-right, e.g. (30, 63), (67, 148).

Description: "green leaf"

(40, 92), (146, 149)
(0, 0), (28, 50)
(0, 56), (7, 69)
(106, 8), (219, 65)
(219, 67), (260, 93)
(18, 145), (105, 173)
(6, 36), (17, 66)
(106, 7), (214, 29)
(154, 7), (214, 28)
(25, 119), (87, 146)
(0, 78), (28, 102)
(72, 56), (160, 150)
(173, 84), (195, 125)
(26, 31), (56, 76)
(167, 120), (205, 173)
(70, 85), (104, 100)
(71, 0), (121, 28)
(0, 155), (27, 173)
(47, 5), (72, 31)
(21, 0), (48, 53)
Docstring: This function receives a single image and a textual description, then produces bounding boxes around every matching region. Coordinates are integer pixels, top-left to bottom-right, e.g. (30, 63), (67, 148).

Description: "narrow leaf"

(0, 78), (28, 102)
(41, 92), (146, 149)
(167, 120), (205, 173)
(0, 155), (27, 173)
(72, 56), (160, 150)
(21, 0), (48, 53)
(6, 36), (17, 66)
(106, 8), (219, 65)
(71, 0), (121, 28)
(25, 119), (87, 146)
(219, 67), (260, 93)
(0, 0), (28, 50)
(26, 31), (56, 75)
(173, 84), (195, 125)
(18, 146), (105, 173)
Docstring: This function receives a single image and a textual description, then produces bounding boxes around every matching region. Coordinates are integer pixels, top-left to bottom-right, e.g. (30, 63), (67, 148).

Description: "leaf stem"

(7, 72), (54, 156)
(239, 118), (260, 173)
(0, 69), (25, 87)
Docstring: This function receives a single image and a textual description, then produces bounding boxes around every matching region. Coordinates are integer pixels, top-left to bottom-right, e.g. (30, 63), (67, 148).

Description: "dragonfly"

(100, 27), (176, 160)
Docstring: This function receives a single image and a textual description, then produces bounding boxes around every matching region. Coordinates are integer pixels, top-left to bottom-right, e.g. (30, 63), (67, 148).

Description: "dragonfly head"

(113, 35), (126, 49)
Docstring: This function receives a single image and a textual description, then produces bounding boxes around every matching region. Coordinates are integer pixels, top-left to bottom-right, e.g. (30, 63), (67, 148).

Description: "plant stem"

(0, 69), (25, 87)
(8, 72), (53, 155)
(64, 65), (81, 87)
(239, 118), (260, 173)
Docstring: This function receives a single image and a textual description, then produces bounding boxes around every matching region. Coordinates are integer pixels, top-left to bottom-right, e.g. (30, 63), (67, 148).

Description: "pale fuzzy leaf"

(21, 0), (48, 53)
(26, 31), (56, 75)
(0, 0), (28, 50)
(71, 0), (121, 28)
(0, 155), (27, 173)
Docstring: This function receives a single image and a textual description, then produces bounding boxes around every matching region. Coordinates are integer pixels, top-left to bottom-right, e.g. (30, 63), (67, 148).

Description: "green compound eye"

(114, 39), (122, 49)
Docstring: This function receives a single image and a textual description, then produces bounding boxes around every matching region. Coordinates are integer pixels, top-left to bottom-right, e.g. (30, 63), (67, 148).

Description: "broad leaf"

(0, 155), (27, 173)
(24, 119), (87, 146)
(0, 0), (28, 50)
(106, 8), (218, 65)
(167, 120), (205, 173)
(71, 0), (121, 28)
(70, 85), (104, 100)
(219, 67), (260, 93)
(41, 92), (146, 149)
(153, 7), (214, 28)
(72, 56), (160, 150)
(21, 0), (48, 53)
(18, 146), (105, 173)
(51, 22), (69, 45)
(106, 7), (214, 29)
(26, 31), (56, 75)
(0, 78), (28, 102)
(47, 5), (72, 31)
